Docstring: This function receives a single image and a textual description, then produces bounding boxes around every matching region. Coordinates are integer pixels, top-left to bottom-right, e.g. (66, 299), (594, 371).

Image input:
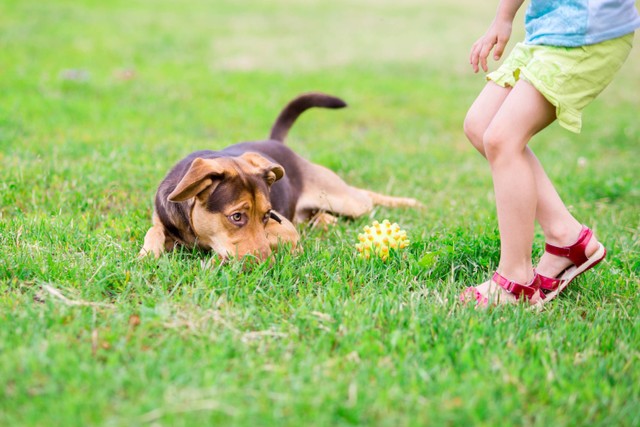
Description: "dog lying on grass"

(139, 92), (421, 262)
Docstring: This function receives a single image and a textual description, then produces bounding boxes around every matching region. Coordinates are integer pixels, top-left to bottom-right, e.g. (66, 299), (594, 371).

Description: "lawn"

(1, 0), (639, 426)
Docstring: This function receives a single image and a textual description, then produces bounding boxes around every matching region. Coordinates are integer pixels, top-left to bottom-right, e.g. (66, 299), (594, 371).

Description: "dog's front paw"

(266, 213), (300, 252)
(138, 246), (161, 259)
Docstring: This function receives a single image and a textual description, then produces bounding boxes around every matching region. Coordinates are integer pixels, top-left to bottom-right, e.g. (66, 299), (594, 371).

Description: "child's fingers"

(493, 38), (507, 60)
(478, 40), (495, 72)
(469, 40), (483, 73)
(470, 36), (494, 73)
(469, 47), (479, 72)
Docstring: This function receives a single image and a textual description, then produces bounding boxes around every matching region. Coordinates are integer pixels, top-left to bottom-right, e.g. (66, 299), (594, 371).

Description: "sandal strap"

(544, 225), (592, 267)
(492, 271), (540, 300)
(460, 287), (489, 307)
(537, 272), (562, 292)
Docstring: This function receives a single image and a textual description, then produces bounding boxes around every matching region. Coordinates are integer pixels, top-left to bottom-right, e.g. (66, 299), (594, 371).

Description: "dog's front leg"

(138, 212), (170, 258)
(265, 212), (301, 253)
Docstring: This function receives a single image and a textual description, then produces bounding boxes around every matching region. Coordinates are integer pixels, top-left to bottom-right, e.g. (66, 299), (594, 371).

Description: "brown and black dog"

(139, 93), (421, 262)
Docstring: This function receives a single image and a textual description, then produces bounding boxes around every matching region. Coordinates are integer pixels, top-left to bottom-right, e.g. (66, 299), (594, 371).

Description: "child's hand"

(470, 19), (513, 73)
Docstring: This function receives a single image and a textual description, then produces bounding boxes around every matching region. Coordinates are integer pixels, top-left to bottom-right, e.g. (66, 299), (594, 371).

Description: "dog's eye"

(228, 212), (247, 227)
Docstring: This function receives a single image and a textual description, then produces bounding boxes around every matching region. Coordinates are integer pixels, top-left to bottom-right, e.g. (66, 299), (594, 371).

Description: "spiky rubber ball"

(356, 219), (409, 261)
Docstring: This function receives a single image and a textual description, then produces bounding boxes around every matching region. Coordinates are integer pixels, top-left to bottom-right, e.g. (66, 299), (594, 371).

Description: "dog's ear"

(240, 152), (285, 186)
(264, 164), (285, 186)
(168, 158), (225, 202)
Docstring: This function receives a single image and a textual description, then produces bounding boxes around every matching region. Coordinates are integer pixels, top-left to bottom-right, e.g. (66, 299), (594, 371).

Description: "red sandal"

(460, 271), (543, 307)
(537, 225), (606, 303)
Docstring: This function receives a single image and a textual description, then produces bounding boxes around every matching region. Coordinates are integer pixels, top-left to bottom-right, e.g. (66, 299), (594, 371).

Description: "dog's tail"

(269, 92), (347, 143)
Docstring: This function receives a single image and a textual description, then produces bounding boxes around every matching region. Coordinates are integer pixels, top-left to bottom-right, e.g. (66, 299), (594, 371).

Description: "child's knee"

(482, 127), (514, 162)
(463, 111), (486, 152)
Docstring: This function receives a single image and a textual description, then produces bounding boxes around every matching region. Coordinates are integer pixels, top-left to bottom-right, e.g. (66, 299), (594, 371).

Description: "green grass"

(1, 0), (639, 426)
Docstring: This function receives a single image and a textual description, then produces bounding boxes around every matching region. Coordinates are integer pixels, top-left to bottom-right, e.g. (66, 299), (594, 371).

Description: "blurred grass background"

(1, 0), (639, 426)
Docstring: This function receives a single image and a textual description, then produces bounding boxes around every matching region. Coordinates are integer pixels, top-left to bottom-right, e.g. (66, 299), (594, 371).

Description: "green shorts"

(487, 33), (634, 133)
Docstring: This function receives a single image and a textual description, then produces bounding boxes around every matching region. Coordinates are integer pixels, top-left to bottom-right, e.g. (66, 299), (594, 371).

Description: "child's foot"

(461, 271), (542, 307)
(535, 225), (606, 301)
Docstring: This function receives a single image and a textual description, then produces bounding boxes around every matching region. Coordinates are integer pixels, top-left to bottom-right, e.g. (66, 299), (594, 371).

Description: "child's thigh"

(488, 79), (556, 146)
(465, 81), (511, 135)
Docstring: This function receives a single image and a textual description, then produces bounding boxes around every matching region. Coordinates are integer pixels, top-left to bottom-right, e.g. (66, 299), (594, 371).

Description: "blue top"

(525, 0), (640, 46)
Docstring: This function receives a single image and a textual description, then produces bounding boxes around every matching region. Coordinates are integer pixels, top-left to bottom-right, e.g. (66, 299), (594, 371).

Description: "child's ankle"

(496, 267), (534, 285)
(544, 222), (583, 247)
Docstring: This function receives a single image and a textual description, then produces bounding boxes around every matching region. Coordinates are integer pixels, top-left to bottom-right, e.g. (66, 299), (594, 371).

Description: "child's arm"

(470, 0), (525, 73)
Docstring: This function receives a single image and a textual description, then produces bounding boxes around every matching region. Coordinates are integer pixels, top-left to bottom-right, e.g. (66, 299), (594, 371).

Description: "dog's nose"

(253, 246), (273, 262)
(234, 245), (272, 264)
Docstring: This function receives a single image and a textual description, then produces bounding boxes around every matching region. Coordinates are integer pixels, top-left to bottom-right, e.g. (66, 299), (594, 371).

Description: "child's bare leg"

(486, 83), (555, 279)
(526, 148), (602, 276)
(465, 82), (600, 285)
(464, 82), (511, 154)
(471, 80), (556, 300)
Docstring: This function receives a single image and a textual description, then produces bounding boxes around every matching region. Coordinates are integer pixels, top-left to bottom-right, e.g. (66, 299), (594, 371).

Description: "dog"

(139, 92), (421, 262)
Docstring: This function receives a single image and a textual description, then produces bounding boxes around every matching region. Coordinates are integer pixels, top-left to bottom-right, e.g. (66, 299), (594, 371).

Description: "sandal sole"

(541, 243), (606, 303)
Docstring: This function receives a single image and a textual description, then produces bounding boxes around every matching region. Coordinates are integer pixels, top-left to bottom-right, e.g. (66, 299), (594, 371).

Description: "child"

(461, 0), (640, 306)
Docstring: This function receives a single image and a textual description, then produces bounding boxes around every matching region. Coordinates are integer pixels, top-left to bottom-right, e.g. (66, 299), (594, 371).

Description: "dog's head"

(167, 152), (285, 261)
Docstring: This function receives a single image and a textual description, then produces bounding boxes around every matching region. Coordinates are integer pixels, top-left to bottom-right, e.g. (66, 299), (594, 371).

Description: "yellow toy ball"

(355, 219), (410, 261)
